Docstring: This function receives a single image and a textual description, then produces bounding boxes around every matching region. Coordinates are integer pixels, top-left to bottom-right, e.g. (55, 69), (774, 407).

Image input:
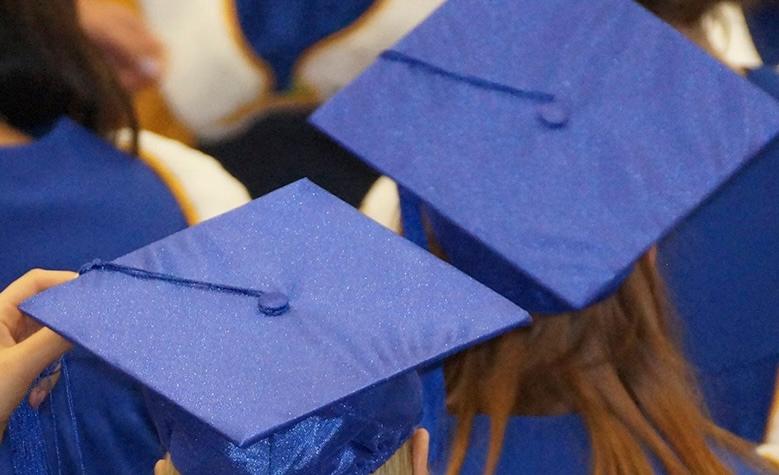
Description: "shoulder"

(119, 129), (251, 225)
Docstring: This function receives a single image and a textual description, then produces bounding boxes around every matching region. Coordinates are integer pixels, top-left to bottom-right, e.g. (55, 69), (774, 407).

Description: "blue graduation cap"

(311, 0), (779, 314)
(20, 179), (529, 473)
(656, 64), (779, 441)
(657, 131), (779, 441)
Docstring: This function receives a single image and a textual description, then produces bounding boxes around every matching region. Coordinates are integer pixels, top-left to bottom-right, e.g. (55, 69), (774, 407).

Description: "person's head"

(146, 371), (430, 475)
(444, 252), (772, 474)
(430, 3), (777, 473)
(153, 430), (430, 475)
(0, 0), (135, 142)
(310, 0), (779, 471)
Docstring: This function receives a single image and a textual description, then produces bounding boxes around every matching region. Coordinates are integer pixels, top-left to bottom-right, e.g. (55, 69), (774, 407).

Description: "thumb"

(6, 328), (71, 385)
(0, 329), (69, 443)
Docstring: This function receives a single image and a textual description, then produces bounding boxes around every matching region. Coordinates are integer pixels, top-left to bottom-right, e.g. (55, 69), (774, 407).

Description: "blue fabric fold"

(0, 117), (187, 474)
(147, 372), (423, 475)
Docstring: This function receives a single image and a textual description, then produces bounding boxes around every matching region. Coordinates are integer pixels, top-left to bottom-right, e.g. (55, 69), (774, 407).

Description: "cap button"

(257, 292), (290, 317)
(537, 100), (569, 128)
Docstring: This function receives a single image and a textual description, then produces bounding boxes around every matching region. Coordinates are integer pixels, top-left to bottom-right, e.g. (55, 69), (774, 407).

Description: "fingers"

(115, 10), (164, 64)
(9, 328), (71, 383)
(0, 270), (73, 438)
(29, 371), (61, 410)
(154, 454), (179, 475)
(0, 329), (70, 441)
(95, 20), (164, 89)
(0, 329), (70, 418)
(78, 0), (166, 91)
(0, 269), (77, 307)
(0, 270), (76, 343)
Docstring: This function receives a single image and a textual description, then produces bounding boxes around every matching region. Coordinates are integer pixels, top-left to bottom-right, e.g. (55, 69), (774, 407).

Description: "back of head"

(147, 370), (423, 475)
(444, 254), (768, 474)
(0, 0), (133, 136)
(426, 2), (774, 473)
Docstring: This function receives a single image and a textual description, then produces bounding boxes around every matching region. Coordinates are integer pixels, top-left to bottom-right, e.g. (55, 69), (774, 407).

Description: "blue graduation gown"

(430, 413), (761, 474)
(418, 361), (768, 474)
(656, 68), (779, 442)
(746, 4), (779, 67)
(402, 67), (779, 443)
(0, 118), (188, 474)
(233, 0), (376, 90)
(400, 141), (778, 466)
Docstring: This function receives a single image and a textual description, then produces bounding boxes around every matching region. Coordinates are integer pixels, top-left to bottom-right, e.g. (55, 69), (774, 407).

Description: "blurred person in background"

(351, 0), (779, 470)
(0, 1), (248, 473)
(77, 0), (443, 206)
(78, 0), (166, 93)
(645, 0), (779, 455)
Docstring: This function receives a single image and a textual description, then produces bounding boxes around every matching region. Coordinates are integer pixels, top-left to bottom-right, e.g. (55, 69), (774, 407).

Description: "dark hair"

(0, 0), (136, 146)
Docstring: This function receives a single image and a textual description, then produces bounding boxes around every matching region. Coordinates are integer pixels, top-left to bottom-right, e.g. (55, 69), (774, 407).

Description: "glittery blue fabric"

(21, 180), (531, 452)
(7, 401), (48, 475)
(311, 0), (779, 314)
(234, 0), (376, 90)
(7, 352), (61, 475)
(148, 372), (422, 475)
(0, 117), (186, 473)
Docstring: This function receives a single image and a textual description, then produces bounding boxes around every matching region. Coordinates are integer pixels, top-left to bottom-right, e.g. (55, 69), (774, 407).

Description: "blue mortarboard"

(20, 179), (529, 472)
(311, 0), (779, 314)
(655, 68), (779, 441)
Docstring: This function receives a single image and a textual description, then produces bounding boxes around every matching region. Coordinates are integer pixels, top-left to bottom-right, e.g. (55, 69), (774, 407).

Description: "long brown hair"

(443, 2), (774, 472)
(0, 0), (137, 149)
(444, 254), (771, 474)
